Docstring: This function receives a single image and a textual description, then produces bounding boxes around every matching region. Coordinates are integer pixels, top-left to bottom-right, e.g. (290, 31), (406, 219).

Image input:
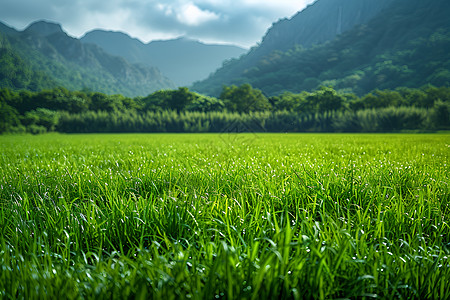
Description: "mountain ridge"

(255, 0), (395, 58)
(192, 0), (450, 96)
(0, 21), (175, 96)
(24, 20), (65, 37)
(81, 30), (247, 86)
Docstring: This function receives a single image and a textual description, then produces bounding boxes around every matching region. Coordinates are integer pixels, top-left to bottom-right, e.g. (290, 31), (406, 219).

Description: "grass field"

(0, 133), (449, 299)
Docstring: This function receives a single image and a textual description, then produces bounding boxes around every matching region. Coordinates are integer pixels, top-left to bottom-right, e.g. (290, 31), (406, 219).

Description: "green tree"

(306, 86), (344, 113)
(21, 108), (59, 132)
(270, 92), (304, 112)
(89, 93), (123, 112)
(186, 95), (224, 112)
(422, 86), (450, 108)
(169, 87), (195, 112)
(429, 100), (450, 129)
(142, 88), (197, 112)
(397, 88), (428, 107)
(220, 84), (271, 113)
(359, 90), (406, 109)
(0, 98), (21, 133)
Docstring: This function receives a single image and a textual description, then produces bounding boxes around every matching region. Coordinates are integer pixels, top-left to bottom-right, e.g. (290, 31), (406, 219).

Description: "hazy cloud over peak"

(1, 0), (315, 47)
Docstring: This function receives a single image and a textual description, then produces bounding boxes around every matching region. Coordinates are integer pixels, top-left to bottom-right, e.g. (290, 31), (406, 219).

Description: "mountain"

(253, 0), (394, 59)
(193, 0), (395, 85)
(81, 30), (247, 86)
(192, 0), (450, 96)
(0, 33), (56, 90)
(24, 20), (65, 36)
(0, 20), (175, 96)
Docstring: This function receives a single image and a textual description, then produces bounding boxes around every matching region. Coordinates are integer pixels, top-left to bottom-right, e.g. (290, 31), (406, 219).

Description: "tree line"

(1, 84), (449, 134)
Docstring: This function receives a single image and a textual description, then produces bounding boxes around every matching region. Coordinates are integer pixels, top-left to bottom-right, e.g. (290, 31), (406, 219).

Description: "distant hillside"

(0, 21), (175, 96)
(192, 0), (450, 96)
(81, 31), (247, 86)
(0, 33), (56, 90)
(192, 0), (394, 87)
(253, 0), (394, 61)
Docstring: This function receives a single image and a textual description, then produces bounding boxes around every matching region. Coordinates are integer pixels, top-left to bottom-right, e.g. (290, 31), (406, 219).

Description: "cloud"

(176, 3), (220, 26)
(0, 0), (316, 48)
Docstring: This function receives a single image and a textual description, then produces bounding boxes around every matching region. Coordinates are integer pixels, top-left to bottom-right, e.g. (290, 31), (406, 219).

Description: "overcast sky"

(1, 0), (315, 48)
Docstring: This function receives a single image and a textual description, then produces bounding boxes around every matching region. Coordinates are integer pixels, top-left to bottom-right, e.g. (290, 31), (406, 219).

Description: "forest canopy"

(1, 84), (449, 134)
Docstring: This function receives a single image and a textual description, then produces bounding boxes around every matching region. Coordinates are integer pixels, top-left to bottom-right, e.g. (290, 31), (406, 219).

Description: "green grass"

(0, 133), (449, 299)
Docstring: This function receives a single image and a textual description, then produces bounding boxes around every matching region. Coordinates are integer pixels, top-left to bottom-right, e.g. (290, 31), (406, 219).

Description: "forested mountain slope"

(0, 33), (57, 90)
(0, 21), (175, 96)
(192, 0), (450, 96)
(81, 31), (246, 86)
(252, 0), (394, 61)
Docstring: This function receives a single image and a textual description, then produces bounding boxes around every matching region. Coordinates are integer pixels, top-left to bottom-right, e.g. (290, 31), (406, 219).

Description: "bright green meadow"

(0, 133), (449, 299)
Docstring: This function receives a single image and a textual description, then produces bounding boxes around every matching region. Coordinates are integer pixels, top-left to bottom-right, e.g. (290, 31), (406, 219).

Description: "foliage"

(220, 83), (271, 113)
(0, 97), (21, 133)
(0, 28), (174, 97)
(0, 133), (449, 299)
(142, 87), (220, 112)
(430, 100), (450, 129)
(1, 85), (449, 134)
(192, 0), (450, 97)
(0, 37), (55, 91)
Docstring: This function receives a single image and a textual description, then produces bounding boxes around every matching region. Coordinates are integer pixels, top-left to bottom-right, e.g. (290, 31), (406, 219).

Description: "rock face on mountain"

(192, 0), (450, 96)
(81, 31), (247, 86)
(257, 0), (394, 55)
(214, 0), (395, 72)
(0, 21), (175, 96)
(23, 20), (65, 37)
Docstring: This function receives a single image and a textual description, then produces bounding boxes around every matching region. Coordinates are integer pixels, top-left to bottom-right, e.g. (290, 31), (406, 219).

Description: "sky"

(0, 0), (315, 48)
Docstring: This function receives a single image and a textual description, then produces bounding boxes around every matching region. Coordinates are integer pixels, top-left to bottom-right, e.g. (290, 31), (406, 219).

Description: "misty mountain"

(193, 0), (394, 83)
(81, 30), (247, 86)
(24, 21), (65, 37)
(0, 20), (175, 96)
(254, 0), (394, 59)
(192, 0), (450, 96)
